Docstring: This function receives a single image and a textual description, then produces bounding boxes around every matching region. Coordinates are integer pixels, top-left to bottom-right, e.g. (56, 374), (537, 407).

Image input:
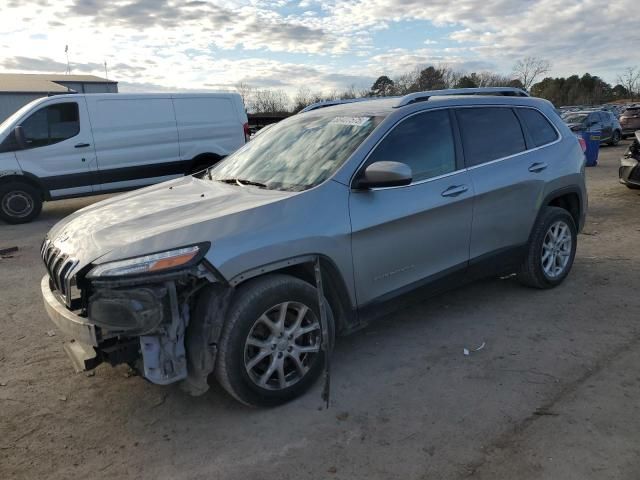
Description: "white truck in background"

(0, 92), (249, 223)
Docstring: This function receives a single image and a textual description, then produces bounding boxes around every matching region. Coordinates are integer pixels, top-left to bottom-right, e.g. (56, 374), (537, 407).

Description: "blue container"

(582, 129), (601, 167)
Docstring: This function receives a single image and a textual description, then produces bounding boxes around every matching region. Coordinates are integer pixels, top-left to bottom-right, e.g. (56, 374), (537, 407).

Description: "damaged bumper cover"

(41, 269), (231, 395)
(41, 275), (99, 347)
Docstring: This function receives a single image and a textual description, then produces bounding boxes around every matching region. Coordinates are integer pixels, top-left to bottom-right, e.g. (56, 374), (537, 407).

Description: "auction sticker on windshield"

(330, 116), (371, 127)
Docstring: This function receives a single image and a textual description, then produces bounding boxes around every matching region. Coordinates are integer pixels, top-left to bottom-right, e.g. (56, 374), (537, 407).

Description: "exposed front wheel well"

(547, 191), (580, 228)
(231, 257), (356, 336)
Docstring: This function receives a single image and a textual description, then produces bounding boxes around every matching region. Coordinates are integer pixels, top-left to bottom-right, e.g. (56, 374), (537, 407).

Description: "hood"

(46, 176), (296, 267)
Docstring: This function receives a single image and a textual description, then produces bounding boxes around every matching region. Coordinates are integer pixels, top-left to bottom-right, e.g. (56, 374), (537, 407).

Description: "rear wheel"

(518, 207), (577, 289)
(215, 274), (334, 407)
(608, 130), (621, 146)
(0, 181), (42, 224)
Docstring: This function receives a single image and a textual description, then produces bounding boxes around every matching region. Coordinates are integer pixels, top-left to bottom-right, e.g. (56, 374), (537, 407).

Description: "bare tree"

(512, 57), (551, 91)
(235, 82), (254, 110)
(252, 89), (290, 114)
(617, 66), (640, 101)
(439, 64), (461, 89)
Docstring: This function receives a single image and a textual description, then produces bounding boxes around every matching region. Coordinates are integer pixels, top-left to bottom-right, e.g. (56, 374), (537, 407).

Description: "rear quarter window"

(456, 107), (526, 167)
(517, 108), (559, 147)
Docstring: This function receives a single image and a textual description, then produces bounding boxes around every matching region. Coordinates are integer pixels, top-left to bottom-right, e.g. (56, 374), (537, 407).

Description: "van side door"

(458, 106), (557, 270)
(14, 98), (96, 198)
(349, 109), (474, 306)
(87, 97), (180, 192)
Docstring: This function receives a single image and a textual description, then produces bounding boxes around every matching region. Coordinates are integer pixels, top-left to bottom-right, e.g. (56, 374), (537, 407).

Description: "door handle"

(528, 162), (548, 173)
(75, 143), (90, 148)
(441, 185), (469, 197)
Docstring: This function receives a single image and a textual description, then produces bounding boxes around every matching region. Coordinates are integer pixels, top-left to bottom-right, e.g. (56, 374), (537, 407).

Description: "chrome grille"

(41, 238), (79, 307)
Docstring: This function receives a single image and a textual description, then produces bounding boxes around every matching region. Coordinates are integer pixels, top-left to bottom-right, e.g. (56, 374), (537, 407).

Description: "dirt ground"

(1, 142), (639, 480)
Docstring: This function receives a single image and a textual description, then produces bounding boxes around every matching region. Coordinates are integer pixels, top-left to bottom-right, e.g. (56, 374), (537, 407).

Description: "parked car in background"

(0, 93), (249, 223)
(620, 106), (640, 139)
(620, 131), (640, 189)
(562, 110), (622, 146)
(40, 88), (587, 406)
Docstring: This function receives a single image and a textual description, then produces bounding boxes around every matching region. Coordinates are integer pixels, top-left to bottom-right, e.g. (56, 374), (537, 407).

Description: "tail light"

(577, 136), (587, 152)
(243, 122), (250, 143)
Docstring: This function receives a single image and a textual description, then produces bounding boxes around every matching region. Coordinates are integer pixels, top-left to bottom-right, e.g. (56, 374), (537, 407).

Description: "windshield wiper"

(216, 178), (268, 188)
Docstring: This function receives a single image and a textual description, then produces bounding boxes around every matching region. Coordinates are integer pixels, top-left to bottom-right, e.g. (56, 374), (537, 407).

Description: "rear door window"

(367, 109), (456, 182)
(456, 107), (526, 167)
(517, 108), (558, 147)
(20, 102), (80, 148)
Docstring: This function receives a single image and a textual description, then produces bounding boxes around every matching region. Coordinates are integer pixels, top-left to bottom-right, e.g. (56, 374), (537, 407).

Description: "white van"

(0, 92), (249, 223)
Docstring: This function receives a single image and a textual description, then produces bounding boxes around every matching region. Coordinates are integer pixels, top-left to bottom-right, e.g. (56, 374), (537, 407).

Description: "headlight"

(621, 156), (639, 167)
(88, 245), (203, 278)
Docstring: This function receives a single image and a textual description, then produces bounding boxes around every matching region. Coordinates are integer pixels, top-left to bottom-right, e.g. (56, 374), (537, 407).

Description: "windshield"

(209, 113), (382, 191)
(0, 100), (40, 137)
(563, 113), (589, 124)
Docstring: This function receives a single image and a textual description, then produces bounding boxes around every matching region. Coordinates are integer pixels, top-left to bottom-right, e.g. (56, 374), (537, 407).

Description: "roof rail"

(394, 87), (530, 108)
(300, 97), (376, 113)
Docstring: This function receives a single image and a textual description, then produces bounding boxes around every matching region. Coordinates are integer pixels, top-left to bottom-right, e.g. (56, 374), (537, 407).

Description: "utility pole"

(65, 45), (70, 74)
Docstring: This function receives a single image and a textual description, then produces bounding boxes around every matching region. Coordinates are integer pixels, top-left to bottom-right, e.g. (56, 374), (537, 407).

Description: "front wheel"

(517, 207), (577, 289)
(215, 274), (334, 407)
(0, 181), (43, 224)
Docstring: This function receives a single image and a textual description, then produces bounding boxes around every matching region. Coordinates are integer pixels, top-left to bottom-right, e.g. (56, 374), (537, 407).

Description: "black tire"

(517, 206), (577, 289)
(0, 181), (42, 224)
(215, 274), (334, 407)
(608, 130), (621, 146)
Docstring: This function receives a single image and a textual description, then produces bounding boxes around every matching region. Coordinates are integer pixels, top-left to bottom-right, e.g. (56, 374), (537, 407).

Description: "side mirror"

(13, 126), (26, 150)
(354, 161), (412, 189)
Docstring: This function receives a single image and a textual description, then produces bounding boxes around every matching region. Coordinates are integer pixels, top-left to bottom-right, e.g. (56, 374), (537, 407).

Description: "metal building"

(0, 74), (118, 122)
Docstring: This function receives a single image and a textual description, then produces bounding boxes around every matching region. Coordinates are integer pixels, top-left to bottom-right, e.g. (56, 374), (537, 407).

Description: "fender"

(227, 254), (318, 287)
(0, 170), (50, 200)
(227, 254), (359, 334)
(538, 185), (585, 232)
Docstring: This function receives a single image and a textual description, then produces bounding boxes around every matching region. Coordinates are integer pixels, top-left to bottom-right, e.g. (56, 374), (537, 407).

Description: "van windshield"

(0, 101), (41, 137)
(209, 113), (382, 191)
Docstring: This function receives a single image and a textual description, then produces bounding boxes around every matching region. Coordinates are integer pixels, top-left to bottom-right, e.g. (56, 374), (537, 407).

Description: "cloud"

(2, 56), (69, 72)
(0, 0), (638, 97)
(67, 0), (340, 54)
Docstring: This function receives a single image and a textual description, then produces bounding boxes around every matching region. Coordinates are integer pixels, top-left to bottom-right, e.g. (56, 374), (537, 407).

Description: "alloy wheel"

(244, 301), (321, 390)
(541, 220), (572, 279)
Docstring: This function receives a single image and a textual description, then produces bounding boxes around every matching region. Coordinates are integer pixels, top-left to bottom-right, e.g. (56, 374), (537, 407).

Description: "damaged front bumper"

(41, 271), (226, 393)
(42, 275), (109, 372)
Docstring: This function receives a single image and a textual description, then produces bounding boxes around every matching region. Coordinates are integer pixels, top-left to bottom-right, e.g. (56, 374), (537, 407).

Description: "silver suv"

(41, 88), (587, 406)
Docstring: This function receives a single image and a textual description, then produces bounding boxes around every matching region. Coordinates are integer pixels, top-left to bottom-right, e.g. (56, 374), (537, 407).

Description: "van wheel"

(0, 182), (42, 224)
(517, 207), (577, 289)
(215, 274), (334, 407)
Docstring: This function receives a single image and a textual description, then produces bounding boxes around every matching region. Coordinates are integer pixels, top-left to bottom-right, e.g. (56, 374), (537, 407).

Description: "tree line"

(238, 58), (640, 114)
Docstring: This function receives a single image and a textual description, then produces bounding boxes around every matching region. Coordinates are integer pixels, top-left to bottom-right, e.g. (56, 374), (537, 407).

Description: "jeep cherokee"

(40, 88), (587, 407)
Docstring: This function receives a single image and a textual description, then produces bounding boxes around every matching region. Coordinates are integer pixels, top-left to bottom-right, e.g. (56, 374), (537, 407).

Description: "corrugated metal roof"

(0, 74), (116, 93)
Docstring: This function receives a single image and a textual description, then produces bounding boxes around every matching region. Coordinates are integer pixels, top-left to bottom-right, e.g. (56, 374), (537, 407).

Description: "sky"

(0, 0), (638, 96)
